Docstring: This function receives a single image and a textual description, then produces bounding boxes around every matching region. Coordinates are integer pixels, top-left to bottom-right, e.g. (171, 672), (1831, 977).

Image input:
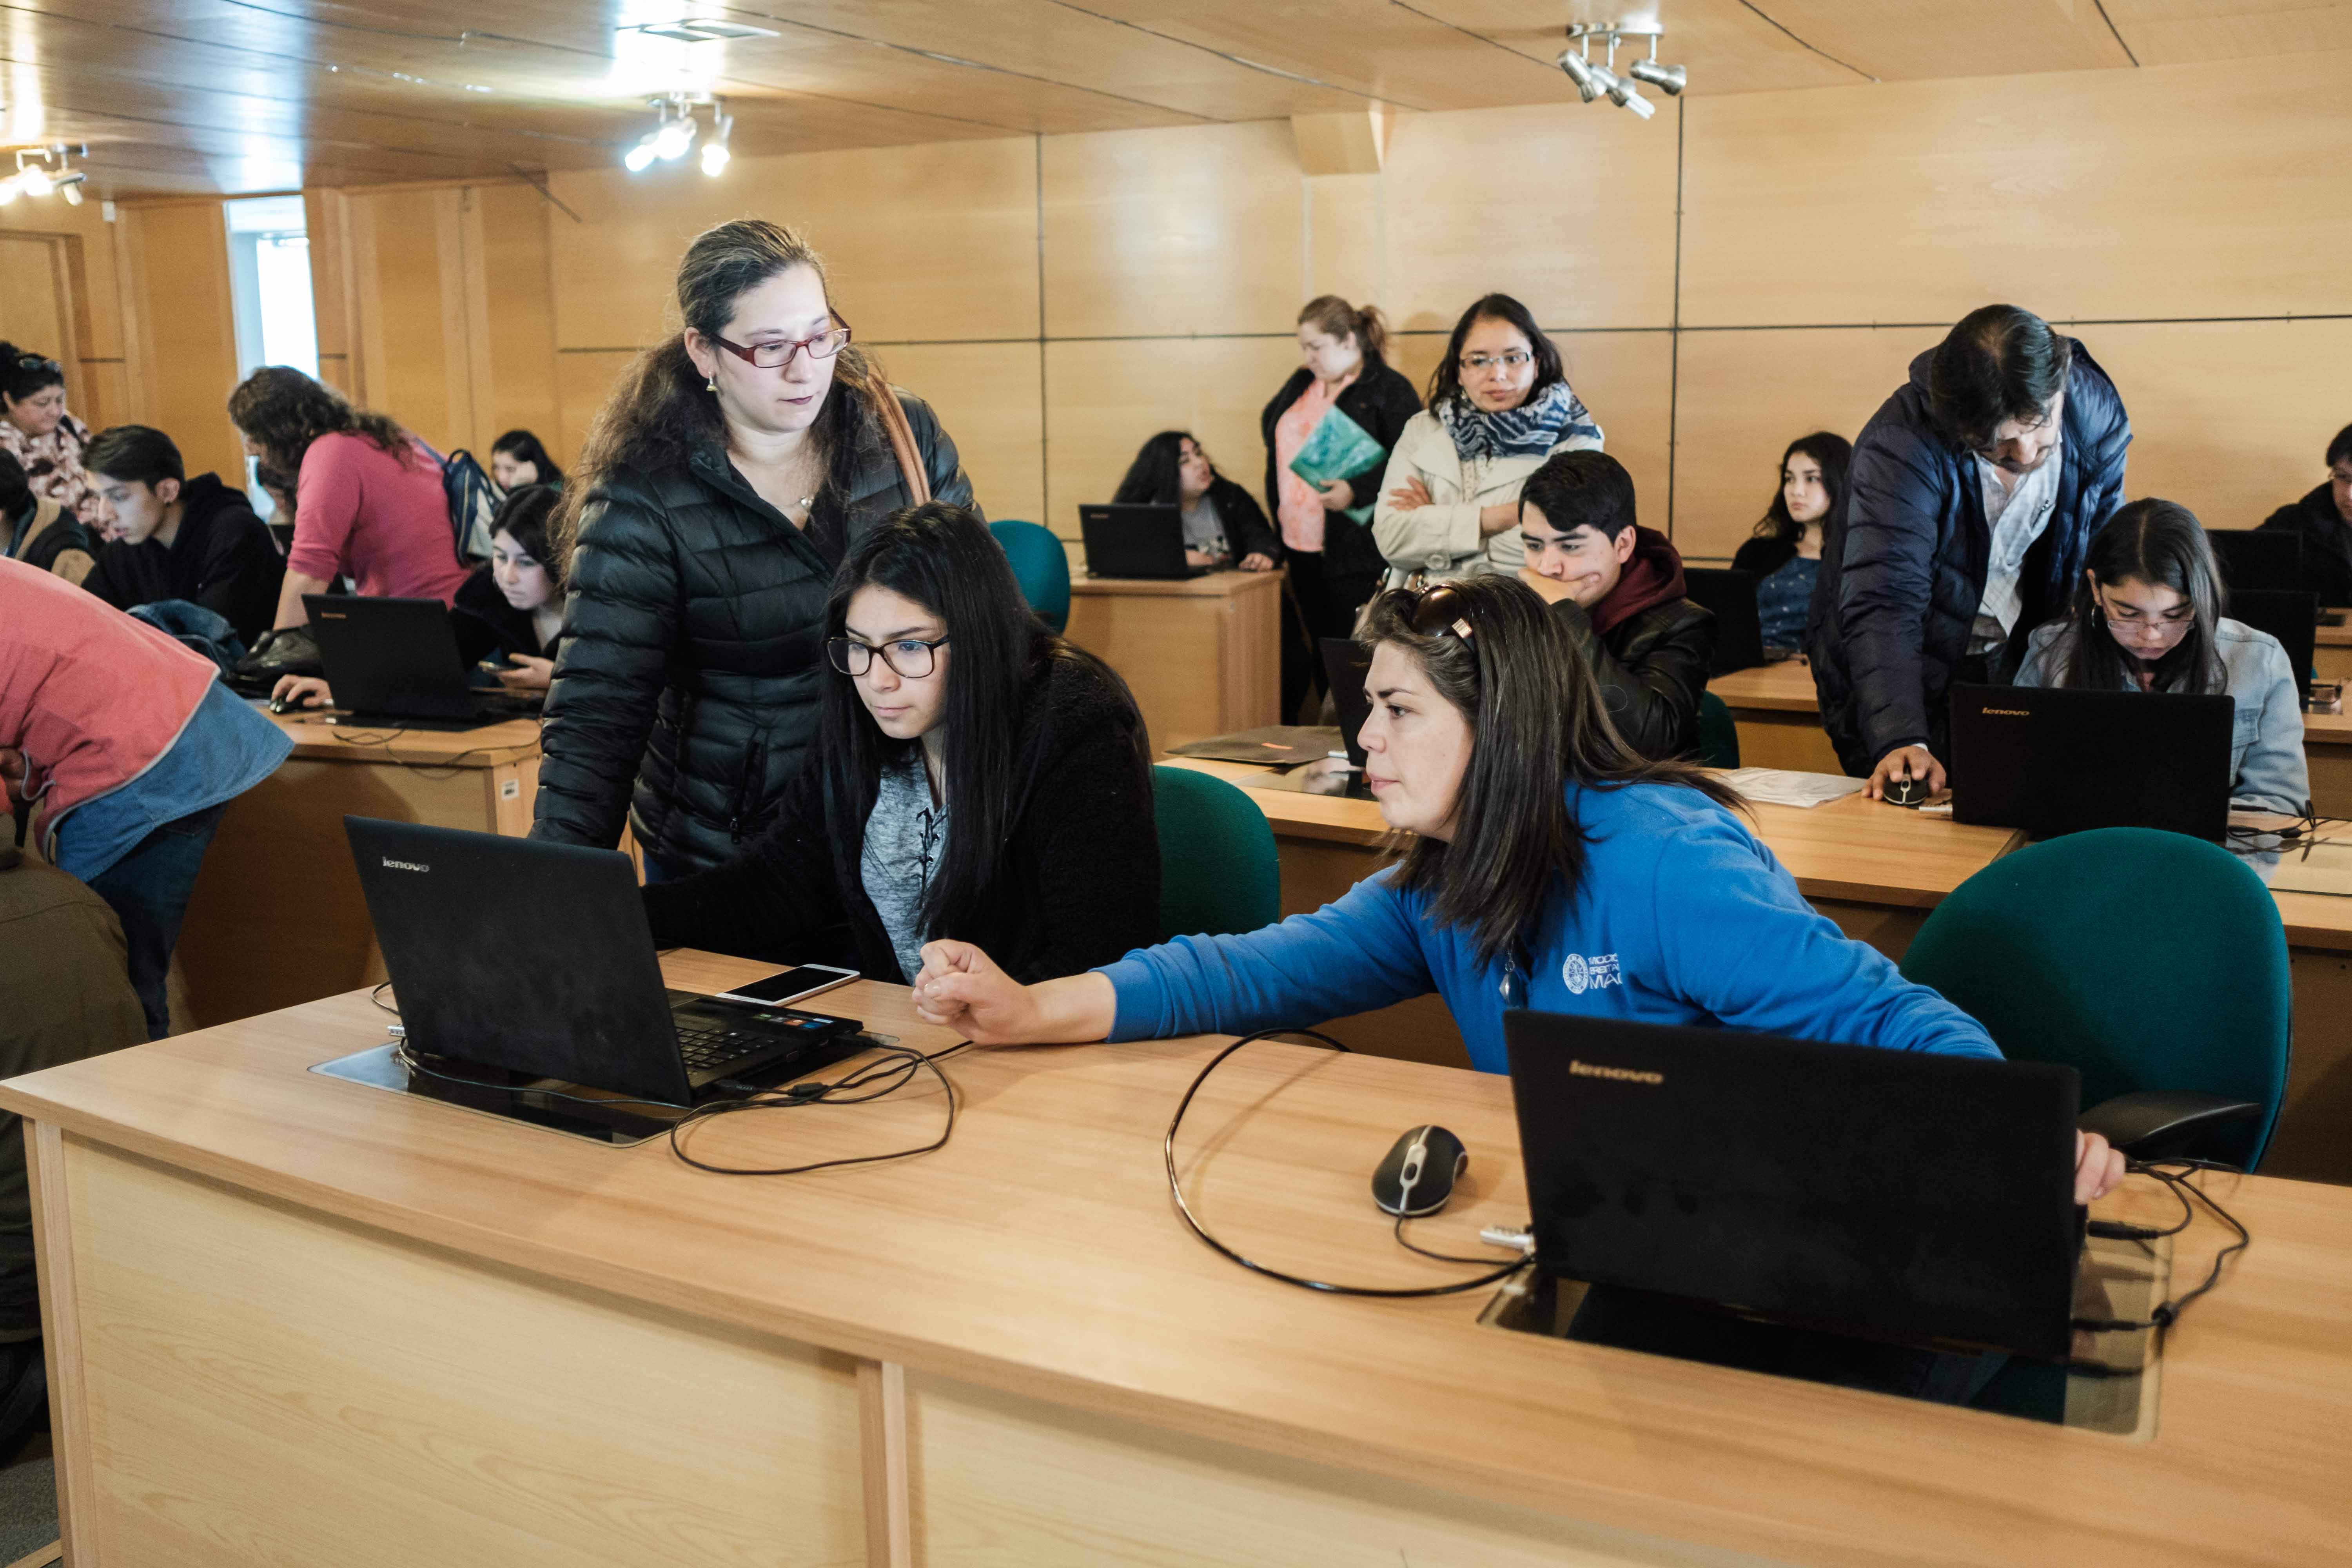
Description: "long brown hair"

(2058, 499), (2226, 697)
(554, 218), (883, 569)
(1362, 577), (1742, 966)
(226, 366), (413, 475)
(1297, 296), (1389, 363)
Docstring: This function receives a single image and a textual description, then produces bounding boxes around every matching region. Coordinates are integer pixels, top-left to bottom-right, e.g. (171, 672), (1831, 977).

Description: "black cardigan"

(2257, 483), (2352, 607)
(1730, 535), (1798, 579)
(640, 648), (1161, 984)
(1258, 357), (1423, 581)
(1202, 475), (1280, 563)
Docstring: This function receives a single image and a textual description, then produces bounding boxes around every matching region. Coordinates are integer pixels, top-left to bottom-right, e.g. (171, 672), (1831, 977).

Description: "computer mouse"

(1371, 1124), (1468, 1217)
(267, 694), (295, 715)
(1884, 774), (1930, 808)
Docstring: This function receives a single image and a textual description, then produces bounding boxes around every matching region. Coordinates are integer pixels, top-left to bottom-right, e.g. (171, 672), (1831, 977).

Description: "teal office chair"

(1152, 766), (1281, 940)
(1899, 827), (2292, 1171)
(988, 519), (1071, 634)
(1695, 691), (1741, 771)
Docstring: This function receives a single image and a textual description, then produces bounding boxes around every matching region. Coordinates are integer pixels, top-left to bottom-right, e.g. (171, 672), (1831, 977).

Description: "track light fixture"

(0, 145), (89, 207)
(1562, 23), (1686, 118)
(621, 94), (731, 176)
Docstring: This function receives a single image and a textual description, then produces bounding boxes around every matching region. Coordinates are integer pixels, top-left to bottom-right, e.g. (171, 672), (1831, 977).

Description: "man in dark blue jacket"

(1808, 305), (2131, 795)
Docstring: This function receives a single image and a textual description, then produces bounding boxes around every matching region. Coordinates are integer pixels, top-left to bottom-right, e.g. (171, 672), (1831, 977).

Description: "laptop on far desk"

(1948, 682), (2234, 842)
(1502, 1011), (2085, 1363)
(304, 594), (540, 731)
(1078, 503), (1209, 581)
(2205, 529), (2303, 595)
(2227, 588), (2319, 681)
(333, 818), (867, 1140)
(1681, 567), (1766, 675)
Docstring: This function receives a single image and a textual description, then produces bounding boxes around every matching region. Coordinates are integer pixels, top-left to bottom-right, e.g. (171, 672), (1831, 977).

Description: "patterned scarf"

(1436, 380), (1596, 462)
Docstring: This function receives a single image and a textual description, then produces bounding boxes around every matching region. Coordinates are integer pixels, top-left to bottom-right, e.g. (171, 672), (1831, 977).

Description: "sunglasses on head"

(1409, 583), (1475, 642)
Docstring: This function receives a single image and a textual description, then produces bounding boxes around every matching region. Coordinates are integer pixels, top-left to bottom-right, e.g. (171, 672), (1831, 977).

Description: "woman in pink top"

(226, 367), (468, 629)
(1256, 298), (1422, 719)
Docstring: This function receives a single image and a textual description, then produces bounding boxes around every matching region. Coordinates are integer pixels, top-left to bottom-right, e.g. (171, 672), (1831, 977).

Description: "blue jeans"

(85, 802), (229, 1040)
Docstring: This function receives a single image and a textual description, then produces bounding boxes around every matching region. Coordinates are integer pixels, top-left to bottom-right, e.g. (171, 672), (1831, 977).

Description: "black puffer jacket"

(640, 648), (1158, 982)
(1258, 357), (1423, 581)
(2256, 484), (2352, 607)
(1808, 341), (2130, 774)
(532, 390), (975, 873)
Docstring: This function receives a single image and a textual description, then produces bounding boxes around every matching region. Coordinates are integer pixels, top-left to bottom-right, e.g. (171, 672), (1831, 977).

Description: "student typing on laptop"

(909, 573), (2125, 1203)
(639, 503), (1162, 984)
(2013, 499), (2308, 816)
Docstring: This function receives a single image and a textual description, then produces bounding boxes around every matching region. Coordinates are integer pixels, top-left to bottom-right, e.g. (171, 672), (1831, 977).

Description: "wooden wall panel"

(348, 188), (462, 446)
(2086, 318), (2352, 534)
(1381, 102), (1680, 332)
(477, 183), (561, 456)
(555, 349), (638, 468)
(1681, 51), (2352, 327)
(1043, 335), (1301, 537)
(873, 341), (1047, 525)
(547, 136), (1041, 353)
(116, 202), (244, 481)
(1042, 121), (1302, 339)
(1669, 326), (1937, 563)
(1304, 172), (1380, 309)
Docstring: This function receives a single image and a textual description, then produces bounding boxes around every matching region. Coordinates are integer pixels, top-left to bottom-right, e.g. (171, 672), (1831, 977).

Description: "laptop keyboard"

(674, 1023), (776, 1073)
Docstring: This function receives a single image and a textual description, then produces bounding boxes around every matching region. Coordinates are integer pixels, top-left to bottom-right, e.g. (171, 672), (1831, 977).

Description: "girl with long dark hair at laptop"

(2013, 498), (2308, 815)
(639, 502), (1160, 985)
(909, 573), (2125, 1207)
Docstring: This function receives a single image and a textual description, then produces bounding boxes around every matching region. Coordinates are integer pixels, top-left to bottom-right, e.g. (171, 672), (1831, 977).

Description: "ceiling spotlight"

(1628, 58), (1686, 95)
(0, 178), (17, 206)
(1609, 78), (1657, 119)
(653, 113), (696, 160)
(1557, 48), (1606, 103)
(624, 133), (659, 173)
(58, 172), (83, 205)
(16, 163), (49, 198)
(700, 107), (732, 176)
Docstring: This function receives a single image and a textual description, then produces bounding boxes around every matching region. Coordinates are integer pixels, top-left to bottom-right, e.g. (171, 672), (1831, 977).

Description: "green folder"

(1286, 405), (1384, 523)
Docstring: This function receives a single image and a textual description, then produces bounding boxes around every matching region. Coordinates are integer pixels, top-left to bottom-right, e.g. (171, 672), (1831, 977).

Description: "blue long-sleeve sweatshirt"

(1100, 779), (2000, 1071)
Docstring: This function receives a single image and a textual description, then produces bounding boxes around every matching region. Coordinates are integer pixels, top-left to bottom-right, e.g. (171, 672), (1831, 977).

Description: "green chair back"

(1152, 765), (1281, 940)
(1695, 690), (1741, 770)
(988, 519), (1071, 634)
(1898, 828), (2291, 1169)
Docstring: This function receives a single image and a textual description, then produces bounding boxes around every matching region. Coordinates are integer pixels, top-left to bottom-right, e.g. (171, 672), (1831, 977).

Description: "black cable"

(369, 980), (398, 1014)
(2071, 1158), (2250, 1333)
(1165, 1027), (1527, 1298)
(325, 725), (518, 780)
(1392, 1211), (1514, 1266)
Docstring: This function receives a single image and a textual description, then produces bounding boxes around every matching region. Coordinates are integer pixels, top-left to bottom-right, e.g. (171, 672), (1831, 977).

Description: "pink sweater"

(289, 432), (468, 604)
(0, 558), (220, 844)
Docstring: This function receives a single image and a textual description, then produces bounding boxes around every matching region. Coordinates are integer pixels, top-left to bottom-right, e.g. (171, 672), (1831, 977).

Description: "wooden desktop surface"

(1070, 568), (1288, 599)
(5, 953), (2347, 1567)
(260, 706), (543, 767)
(1706, 659), (1819, 714)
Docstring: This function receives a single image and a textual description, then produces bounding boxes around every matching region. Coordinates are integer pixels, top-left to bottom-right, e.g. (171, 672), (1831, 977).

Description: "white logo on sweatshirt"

(1561, 953), (1622, 995)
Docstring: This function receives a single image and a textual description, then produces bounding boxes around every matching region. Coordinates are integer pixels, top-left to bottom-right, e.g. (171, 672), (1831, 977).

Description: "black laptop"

(1948, 682), (2234, 841)
(1682, 567), (1766, 675)
(2205, 529), (2303, 594)
(2227, 588), (2319, 681)
(305, 594), (540, 730)
(1504, 1011), (2083, 1361)
(1079, 503), (1207, 581)
(346, 818), (865, 1107)
(1319, 637), (1374, 769)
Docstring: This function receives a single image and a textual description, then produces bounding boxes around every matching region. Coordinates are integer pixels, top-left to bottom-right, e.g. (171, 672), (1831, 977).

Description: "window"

(225, 194), (317, 516)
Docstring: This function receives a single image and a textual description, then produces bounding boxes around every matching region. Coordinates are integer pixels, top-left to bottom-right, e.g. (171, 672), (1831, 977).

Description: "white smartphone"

(714, 964), (860, 1007)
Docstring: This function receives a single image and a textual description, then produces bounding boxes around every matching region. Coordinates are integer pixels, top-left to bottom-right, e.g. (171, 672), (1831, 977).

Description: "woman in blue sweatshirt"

(916, 574), (2123, 1200)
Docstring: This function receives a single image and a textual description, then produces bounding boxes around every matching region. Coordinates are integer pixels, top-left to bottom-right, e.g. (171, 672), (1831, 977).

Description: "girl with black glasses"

(641, 502), (1160, 984)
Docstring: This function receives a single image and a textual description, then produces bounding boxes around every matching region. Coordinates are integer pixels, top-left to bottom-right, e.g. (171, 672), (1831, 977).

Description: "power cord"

(2071, 1157), (2250, 1334)
(1165, 1027), (1528, 1298)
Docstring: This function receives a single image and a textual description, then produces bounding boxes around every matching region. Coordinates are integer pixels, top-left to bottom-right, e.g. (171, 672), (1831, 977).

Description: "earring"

(705, 375), (717, 392)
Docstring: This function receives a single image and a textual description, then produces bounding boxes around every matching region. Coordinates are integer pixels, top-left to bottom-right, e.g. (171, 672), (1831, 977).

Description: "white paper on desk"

(1720, 769), (1868, 809)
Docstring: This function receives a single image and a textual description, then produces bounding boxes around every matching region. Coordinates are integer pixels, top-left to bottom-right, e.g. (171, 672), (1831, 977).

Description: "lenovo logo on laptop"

(1980, 708), (2031, 717)
(380, 858), (430, 873)
(1567, 1059), (1664, 1085)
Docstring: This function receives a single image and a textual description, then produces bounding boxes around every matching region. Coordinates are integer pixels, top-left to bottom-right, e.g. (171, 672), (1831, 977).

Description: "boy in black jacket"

(2255, 421), (2352, 606)
(81, 425), (284, 644)
(1514, 450), (1717, 762)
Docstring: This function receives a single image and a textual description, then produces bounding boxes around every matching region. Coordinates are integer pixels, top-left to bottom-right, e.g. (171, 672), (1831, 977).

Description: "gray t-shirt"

(1180, 495), (1227, 558)
(860, 750), (946, 981)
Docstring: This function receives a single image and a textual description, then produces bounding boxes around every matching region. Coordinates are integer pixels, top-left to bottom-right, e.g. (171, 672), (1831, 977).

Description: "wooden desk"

(2300, 707), (2352, 817)
(1160, 755), (2025, 1067)
(174, 706), (542, 1031)
(2313, 619), (2352, 682)
(1066, 568), (1283, 750)
(6, 955), (2347, 1568)
(1706, 659), (1840, 773)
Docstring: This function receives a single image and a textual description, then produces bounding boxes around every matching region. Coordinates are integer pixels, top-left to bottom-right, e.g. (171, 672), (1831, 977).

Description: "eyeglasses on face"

(710, 317), (853, 370)
(1459, 350), (1533, 372)
(1409, 584), (1476, 642)
(826, 634), (949, 679)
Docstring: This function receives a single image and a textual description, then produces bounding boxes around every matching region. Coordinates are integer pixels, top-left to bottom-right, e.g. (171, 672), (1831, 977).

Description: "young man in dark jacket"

(81, 425), (285, 644)
(1808, 305), (2131, 797)
(2255, 422), (2352, 606)
(1515, 450), (1716, 761)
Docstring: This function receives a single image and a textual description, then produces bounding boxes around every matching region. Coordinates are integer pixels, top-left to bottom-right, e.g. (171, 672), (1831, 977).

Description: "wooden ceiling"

(9, 0), (2346, 196)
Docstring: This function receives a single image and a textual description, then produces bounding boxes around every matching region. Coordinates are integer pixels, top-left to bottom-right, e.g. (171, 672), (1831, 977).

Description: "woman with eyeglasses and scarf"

(0, 344), (98, 531)
(640, 502), (1157, 983)
(530, 219), (978, 882)
(1370, 294), (1603, 589)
